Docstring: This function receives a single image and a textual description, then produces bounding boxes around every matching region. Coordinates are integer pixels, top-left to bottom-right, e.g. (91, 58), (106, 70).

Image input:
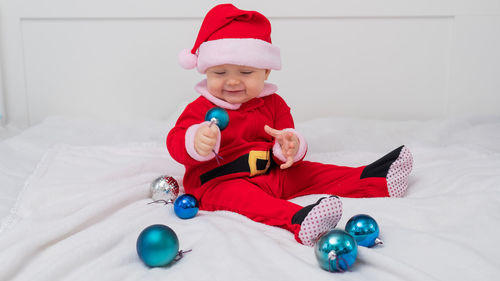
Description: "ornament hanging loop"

(147, 199), (174, 205)
(174, 249), (193, 262)
(373, 237), (384, 246)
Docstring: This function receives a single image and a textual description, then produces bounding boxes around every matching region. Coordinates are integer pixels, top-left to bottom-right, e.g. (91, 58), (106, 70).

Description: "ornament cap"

(178, 49), (198, 69)
(328, 250), (337, 260)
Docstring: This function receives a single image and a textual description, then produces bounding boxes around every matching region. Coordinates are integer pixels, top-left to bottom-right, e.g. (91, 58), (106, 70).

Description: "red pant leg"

(280, 161), (390, 199)
(198, 177), (303, 234)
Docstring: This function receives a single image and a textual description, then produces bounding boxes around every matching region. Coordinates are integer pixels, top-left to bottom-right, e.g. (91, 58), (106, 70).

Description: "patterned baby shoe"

(292, 196), (343, 246)
(360, 145), (413, 197)
(386, 146), (413, 197)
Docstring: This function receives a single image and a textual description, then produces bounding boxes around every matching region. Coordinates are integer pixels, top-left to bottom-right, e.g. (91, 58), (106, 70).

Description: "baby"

(168, 4), (413, 246)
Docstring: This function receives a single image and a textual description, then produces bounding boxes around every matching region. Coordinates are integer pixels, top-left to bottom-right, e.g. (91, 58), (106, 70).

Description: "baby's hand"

(194, 123), (219, 157)
(264, 125), (299, 169)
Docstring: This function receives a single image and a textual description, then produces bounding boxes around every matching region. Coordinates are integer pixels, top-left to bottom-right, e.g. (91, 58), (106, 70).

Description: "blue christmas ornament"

(136, 224), (179, 267)
(314, 229), (358, 272)
(174, 194), (199, 219)
(205, 107), (229, 130)
(345, 214), (383, 247)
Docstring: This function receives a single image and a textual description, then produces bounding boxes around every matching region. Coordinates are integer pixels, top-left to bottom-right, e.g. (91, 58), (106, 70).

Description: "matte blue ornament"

(136, 224), (179, 267)
(205, 107), (229, 130)
(314, 229), (358, 272)
(345, 214), (383, 247)
(174, 194), (199, 219)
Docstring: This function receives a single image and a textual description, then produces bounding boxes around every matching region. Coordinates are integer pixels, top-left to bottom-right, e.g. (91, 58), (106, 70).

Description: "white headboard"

(1, 0), (499, 129)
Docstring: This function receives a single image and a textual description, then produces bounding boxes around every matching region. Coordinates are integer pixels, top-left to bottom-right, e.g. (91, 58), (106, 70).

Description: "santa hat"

(179, 4), (281, 73)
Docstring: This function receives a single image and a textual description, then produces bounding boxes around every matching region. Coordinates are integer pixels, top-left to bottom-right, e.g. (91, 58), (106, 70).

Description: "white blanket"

(1, 116), (499, 281)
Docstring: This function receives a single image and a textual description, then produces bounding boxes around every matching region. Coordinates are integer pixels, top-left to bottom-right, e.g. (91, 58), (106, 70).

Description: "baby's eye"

(240, 71), (253, 75)
(214, 71), (226, 75)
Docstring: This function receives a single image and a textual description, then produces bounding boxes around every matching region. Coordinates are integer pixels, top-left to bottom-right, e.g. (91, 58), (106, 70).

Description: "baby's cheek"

(206, 82), (222, 99)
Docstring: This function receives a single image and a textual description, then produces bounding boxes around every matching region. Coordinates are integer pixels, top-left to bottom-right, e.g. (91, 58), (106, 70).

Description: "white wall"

(0, 59), (5, 126)
(1, 0), (499, 129)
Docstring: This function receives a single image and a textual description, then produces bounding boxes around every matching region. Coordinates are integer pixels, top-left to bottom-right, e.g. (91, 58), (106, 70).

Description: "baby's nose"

(226, 78), (240, 86)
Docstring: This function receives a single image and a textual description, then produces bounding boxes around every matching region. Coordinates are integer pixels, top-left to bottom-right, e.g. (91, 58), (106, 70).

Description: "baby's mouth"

(224, 89), (245, 95)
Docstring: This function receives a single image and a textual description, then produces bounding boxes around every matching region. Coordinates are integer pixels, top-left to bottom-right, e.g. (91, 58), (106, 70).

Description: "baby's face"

(206, 64), (270, 104)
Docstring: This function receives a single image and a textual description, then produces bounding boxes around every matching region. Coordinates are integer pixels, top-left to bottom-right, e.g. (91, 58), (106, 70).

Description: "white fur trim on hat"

(179, 49), (198, 69)
(197, 38), (281, 73)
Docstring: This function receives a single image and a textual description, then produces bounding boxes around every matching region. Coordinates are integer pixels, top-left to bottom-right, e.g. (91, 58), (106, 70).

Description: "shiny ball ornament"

(314, 229), (358, 272)
(174, 194), (199, 219)
(345, 214), (383, 247)
(136, 224), (179, 267)
(150, 175), (180, 203)
(205, 107), (229, 130)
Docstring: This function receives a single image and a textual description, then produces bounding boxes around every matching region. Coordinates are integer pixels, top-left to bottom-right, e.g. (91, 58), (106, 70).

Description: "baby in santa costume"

(168, 3), (413, 246)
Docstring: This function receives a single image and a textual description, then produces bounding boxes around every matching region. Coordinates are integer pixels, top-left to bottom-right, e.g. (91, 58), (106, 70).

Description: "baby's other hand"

(194, 123), (219, 156)
(264, 125), (299, 169)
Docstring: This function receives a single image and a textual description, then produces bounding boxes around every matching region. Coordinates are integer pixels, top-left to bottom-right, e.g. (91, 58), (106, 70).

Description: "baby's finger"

(264, 125), (281, 138)
(280, 156), (293, 169)
(203, 126), (218, 138)
(275, 134), (284, 145)
(199, 134), (216, 146)
(284, 132), (294, 140)
(195, 143), (211, 156)
(197, 142), (209, 152)
(209, 124), (219, 133)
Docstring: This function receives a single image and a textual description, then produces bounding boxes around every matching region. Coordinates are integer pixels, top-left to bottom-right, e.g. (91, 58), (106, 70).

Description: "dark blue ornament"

(314, 229), (358, 272)
(345, 214), (383, 247)
(136, 224), (179, 267)
(174, 194), (199, 219)
(205, 107), (229, 130)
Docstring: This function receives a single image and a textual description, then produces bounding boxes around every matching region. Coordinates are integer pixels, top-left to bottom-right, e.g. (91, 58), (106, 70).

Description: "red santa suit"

(167, 80), (407, 244)
(171, 4), (413, 245)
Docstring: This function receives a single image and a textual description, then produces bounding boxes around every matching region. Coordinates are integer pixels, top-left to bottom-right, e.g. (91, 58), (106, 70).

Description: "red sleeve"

(167, 98), (211, 166)
(272, 94), (295, 131)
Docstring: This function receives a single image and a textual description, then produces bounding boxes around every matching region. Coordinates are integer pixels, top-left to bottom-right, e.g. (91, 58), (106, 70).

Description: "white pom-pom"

(178, 49), (198, 69)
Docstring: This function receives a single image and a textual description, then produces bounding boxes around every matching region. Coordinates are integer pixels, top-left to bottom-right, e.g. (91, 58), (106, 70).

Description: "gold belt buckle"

(248, 150), (271, 177)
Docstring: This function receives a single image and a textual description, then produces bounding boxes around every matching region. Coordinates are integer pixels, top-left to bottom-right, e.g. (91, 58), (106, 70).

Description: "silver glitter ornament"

(150, 175), (180, 203)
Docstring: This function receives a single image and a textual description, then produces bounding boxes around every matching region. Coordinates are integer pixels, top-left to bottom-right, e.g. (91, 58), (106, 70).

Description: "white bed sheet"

(0, 114), (499, 281)
(0, 115), (179, 223)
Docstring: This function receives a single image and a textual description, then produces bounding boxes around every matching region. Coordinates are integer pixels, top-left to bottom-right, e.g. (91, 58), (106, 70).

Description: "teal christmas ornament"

(205, 107), (229, 130)
(314, 229), (358, 272)
(174, 194), (199, 219)
(345, 214), (383, 247)
(204, 107), (229, 165)
(136, 224), (179, 267)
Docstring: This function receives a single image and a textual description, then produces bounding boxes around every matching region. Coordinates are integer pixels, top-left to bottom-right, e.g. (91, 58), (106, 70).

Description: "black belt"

(200, 150), (272, 185)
